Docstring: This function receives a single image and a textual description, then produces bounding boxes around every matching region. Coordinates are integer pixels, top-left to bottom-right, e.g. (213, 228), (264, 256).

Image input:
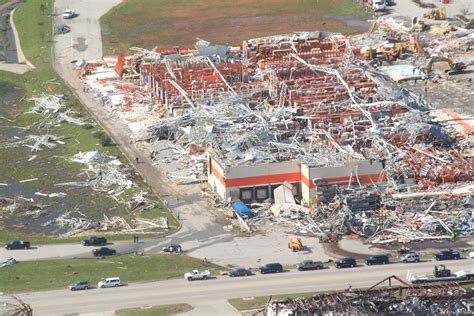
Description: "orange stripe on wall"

(225, 172), (301, 187)
(210, 165), (226, 187)
(447, 112), (473, 134)
(210, 163), (386, 188)
(301, 173), (315, 188)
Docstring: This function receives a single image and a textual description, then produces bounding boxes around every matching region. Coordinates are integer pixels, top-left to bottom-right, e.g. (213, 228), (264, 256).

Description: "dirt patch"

(377, 238), (474, 253)
(101, 0), (369, 54)
(322, 241), (376, 259)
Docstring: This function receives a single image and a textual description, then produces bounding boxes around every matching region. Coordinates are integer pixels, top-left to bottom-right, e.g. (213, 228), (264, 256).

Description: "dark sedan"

(5, 240), (30, 250)
(228, 267), (252, 277)
(92, 247), (117, 257)
(434, 250), (461, 261)
(334, 258), (357, 269)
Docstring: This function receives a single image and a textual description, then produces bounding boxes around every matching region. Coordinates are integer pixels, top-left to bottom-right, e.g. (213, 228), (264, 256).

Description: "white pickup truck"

(184, 270), (210, 281)
(62, 9), (75, 19)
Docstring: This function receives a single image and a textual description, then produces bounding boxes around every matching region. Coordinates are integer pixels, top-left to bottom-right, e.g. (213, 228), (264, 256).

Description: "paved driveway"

(54, 0), (122, 63)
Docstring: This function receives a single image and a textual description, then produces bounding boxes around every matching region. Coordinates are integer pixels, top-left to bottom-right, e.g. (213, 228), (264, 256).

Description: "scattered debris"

(265, 276), (474, 315)
(0, 258), (17, 268)
(54, 24), (71, 35)
(74, 17), (473, 246)
(55, 151), (133, 194)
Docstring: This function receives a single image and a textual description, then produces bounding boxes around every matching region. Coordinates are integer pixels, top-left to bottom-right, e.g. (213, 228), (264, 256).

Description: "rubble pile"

(74, 17), (473, 244)
(55, 151), (133, 194)
(265, 277), (474, 315)
(27, 94), (89, 128)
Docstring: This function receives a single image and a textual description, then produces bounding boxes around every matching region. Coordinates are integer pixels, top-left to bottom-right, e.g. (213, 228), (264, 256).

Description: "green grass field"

(0, 254), (222, 293)
(101, 0), (369, 55)
(115, 303), (193, 316)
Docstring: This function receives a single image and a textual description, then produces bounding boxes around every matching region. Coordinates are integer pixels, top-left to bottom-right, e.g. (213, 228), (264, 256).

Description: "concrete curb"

(9, 7), (35, 69)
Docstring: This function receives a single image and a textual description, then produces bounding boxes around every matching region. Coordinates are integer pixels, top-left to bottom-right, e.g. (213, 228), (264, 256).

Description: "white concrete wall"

(308, 160), (385, 184)
(225, 160), (300, 179)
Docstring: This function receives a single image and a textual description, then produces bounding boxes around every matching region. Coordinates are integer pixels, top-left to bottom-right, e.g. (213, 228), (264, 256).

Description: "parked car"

(82, 236), (107, 246)
(92, 247), (116, 257)
(296, 260), (324, 271)
(62, 9), (75, 19)
(469, 251), (474, 259)
(184, 270), (210, 281)
(334, 258), (356, 269)
(98, 277), (121, 288)
(228, 267), (251, 277)
(69, 280), (90, 291)
(365, 255), (389, 265)
(162, 244), (182, 253)
(434, 250), (461, 261)
(5, 240), (30, 250)
(258, 263), (283, 274)
(401, 252), (420, 263)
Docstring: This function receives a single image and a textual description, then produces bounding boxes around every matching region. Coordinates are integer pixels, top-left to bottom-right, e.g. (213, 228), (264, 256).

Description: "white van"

(97, 277), (121, 288)
(373, 0), (386, 11)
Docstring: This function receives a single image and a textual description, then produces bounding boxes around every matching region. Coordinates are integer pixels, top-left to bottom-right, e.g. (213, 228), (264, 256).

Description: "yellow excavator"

(288, 236), (304, 252)
(364, 37), (424, 61)
(423, 8), (447, 20)
(424, 56), (467, 75)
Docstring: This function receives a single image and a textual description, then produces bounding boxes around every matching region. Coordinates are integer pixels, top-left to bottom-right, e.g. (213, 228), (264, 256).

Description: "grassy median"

(101, 0), (369, 54)
(229, 291), (322, 311)
(0, 254), (222, 293)
(115, 303), (193, 316)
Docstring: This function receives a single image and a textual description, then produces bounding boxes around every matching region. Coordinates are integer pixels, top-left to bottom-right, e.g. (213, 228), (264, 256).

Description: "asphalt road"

(18, 259), (474, 315)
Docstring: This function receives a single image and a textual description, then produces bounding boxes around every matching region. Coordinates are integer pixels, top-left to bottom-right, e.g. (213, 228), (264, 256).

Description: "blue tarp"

(231, 201), (253, 218)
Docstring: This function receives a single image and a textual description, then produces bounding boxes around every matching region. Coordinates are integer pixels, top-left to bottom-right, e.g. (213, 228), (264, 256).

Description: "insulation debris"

(55, 151), (133, 194)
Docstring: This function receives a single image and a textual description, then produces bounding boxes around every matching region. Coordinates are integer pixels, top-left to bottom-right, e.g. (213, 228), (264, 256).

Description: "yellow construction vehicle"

(423, 56), (467, 75)
(363, 38), (424, 61)
(423, 8), (447, 20)
(412, 20), (426, 33)
(288, 236), (304, 252)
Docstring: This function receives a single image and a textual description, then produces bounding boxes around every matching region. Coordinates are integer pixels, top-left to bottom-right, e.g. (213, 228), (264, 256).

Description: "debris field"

(75, 14), (473, 246)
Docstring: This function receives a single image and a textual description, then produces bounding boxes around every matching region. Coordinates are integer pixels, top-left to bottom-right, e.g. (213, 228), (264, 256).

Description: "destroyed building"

(76, 24), (473, 241)
(264, 277), (474, 315)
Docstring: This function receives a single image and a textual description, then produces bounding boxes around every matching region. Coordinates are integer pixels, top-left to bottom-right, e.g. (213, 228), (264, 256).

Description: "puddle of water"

(0, 10), (19, 63)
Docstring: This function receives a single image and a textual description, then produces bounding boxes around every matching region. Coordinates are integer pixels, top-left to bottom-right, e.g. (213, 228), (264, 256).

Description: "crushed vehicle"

(184, 270), (210, 281)
(5, 240), (30, 250)
(296, 260), (324, 271)
(82, 236), (107, 246)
